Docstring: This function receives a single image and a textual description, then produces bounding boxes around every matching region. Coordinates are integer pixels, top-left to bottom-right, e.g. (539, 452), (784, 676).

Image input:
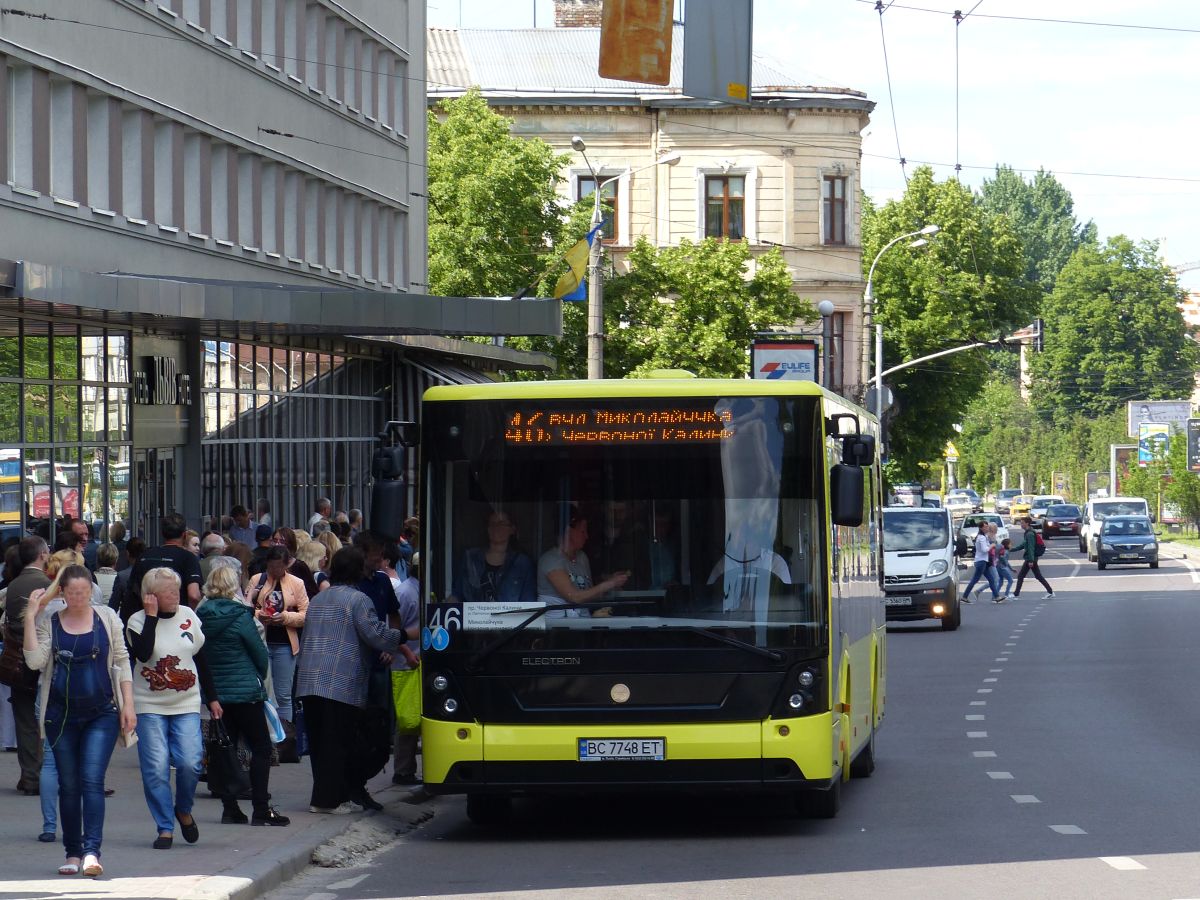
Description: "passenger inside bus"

(450, 510), (536, 604)
(536, 507), (629, 617)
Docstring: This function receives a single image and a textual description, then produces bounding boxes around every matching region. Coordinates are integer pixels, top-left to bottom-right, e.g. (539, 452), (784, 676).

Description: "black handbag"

(205, 719), (251, 798)
(0, 624), (39, 690)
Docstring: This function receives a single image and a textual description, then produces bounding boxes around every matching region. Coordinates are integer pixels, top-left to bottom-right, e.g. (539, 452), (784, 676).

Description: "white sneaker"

(1042, 592), (1055, 599)
(309, 802), (356, 815)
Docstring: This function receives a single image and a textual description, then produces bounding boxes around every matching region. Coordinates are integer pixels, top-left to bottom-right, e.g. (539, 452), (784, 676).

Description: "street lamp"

(863, 224), (940, 425)
(817, 300), (836, 389)
(571, 136), (682, 379)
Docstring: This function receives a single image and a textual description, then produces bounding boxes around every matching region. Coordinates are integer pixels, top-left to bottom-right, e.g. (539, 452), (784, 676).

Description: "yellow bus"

(417, 379), (886, 823)
(0, 450), (19, 527)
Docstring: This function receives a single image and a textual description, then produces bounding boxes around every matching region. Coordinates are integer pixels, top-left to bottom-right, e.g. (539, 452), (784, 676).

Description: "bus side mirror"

(830, 464), (864, 526)
(841, 434), (876, 467)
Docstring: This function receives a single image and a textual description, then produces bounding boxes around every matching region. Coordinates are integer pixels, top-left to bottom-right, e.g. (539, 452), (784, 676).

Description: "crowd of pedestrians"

(0, 500), (420, 878)
(961, 517), (1054, 603)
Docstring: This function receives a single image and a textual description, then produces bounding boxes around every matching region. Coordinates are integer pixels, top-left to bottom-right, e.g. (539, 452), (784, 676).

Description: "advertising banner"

(1110, 445), (1136, 496)
(1127, 399), (1192, 437)
(1137, 423), (1169, 467)
(1189, 419), (1200, 473)
(750, 340), (817, 382)
(1085, 471), (1111, 499)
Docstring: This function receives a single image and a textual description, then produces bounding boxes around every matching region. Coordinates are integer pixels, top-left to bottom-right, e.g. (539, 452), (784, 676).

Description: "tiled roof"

(427, 26), (865, 101)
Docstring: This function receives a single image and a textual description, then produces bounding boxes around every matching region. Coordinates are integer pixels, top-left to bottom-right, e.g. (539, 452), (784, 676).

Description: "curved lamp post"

(863, 224), (940, 424)
(571, 136), (681, 379)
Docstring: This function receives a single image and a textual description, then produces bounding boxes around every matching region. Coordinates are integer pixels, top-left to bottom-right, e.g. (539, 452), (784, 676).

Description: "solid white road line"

(987, 771), (1014, 780)
(1011, 795), (1040, 803)
(1099, 857), (1147, 871)
(1050, 825), (1087, 835)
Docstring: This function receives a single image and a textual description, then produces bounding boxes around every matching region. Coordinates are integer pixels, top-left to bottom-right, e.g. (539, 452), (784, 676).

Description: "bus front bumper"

(420, 715), (839, 795)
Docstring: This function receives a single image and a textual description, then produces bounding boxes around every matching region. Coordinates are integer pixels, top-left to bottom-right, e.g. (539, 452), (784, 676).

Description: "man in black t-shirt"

(121, 512), (203, 622)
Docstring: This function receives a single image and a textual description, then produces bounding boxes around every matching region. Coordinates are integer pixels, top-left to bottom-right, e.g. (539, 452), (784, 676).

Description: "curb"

(182, 788), (436, 900)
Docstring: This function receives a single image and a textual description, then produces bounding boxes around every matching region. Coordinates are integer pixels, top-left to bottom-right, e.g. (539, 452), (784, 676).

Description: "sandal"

(58, 858), (81, 876)
(81, 854), (103, 877)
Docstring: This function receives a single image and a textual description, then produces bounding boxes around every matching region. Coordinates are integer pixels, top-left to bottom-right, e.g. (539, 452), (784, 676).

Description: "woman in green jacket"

(196, 563), (289, 827)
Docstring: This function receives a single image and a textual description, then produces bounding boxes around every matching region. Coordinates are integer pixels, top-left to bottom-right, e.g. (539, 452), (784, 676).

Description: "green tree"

(1030, 236), (1198, 423)
(1163, 431), (1200, 531)
(865, 167), (1040, 480)
(597, 238), (808, 378)
(978, 166), (1097, 292)
(427, 89), (570, 298)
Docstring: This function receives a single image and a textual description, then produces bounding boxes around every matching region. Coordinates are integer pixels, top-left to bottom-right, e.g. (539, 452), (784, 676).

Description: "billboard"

(682, 0), (752, 106)
(599, 0), (673, 86)
(1110, 444), (1136, 496)
(1127, 399), (1192, 437)
(1137, 423), (1169, 467)
(1189, 419), (1200, 473)
(750, 339), (817, 382)
(1085, 471), (1111, 499)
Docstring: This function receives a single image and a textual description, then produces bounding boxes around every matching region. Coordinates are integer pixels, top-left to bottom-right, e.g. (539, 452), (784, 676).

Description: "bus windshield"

(423, 395), (828, 652)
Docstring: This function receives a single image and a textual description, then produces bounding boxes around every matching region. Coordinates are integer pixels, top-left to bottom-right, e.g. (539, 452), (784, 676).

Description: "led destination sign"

(505, 407), (736, 446)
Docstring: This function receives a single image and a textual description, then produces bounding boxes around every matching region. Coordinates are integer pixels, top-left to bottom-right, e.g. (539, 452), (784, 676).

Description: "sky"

(427, 1), (1200, 291)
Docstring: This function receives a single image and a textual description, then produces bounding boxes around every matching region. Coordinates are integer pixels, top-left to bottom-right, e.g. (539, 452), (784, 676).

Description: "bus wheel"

(796, 778), (841, 819)
(849, 727), (876, 778)
(466, 794), (512, 826)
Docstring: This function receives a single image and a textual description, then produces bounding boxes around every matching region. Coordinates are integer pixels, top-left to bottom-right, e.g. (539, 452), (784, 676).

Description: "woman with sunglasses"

(23, 565), (135, 878)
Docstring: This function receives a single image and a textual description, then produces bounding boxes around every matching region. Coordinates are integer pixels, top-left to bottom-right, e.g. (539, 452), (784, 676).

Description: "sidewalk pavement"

(0, 740), (434, 900)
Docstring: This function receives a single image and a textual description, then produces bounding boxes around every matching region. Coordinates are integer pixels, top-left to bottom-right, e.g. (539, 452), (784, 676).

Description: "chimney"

(554, 0), (603, 28)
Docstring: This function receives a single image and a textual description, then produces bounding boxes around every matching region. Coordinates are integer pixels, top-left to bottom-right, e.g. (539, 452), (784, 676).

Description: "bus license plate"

(578, 738), (665, 761)
(885, 596), (913, 606)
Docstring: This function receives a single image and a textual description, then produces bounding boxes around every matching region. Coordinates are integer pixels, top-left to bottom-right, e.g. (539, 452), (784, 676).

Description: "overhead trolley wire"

(874, 0), (909, 185)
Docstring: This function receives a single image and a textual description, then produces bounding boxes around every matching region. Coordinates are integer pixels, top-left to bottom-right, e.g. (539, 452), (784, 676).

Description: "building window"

(830, 311), (846, 392)
(578, 176), (617, 242)
(823, 175), (847, 245)
(705, 175), (744, 240)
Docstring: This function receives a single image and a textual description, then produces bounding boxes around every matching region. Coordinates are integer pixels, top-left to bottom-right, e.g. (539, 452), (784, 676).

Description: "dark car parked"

(1096, 515), (1159, 570)
(1041, 504), (1082, 538)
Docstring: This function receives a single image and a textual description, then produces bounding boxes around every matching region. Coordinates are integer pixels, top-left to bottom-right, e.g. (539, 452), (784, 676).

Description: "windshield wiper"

(660, 625), (787, 663)
(465, 599), (654, 672)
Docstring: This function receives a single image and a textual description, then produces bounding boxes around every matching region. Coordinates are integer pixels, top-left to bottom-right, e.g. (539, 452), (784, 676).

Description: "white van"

(1080, 496), (1150, 559)
(882, 506), (960, 631)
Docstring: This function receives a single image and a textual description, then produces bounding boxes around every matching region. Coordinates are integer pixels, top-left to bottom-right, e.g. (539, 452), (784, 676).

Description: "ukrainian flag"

(554, 226), (602, 301)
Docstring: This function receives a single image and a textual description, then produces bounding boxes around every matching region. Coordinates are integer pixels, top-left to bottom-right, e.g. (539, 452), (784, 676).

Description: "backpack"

(1034, 532), (1046, 558)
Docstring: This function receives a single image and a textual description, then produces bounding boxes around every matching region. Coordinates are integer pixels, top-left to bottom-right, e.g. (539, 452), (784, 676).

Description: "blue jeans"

(268, 643), (296, 721)
(963, 560), (999, 599)
(996, 567), (1015, 593)
(51, 706), (119, 859)
(135, 712), (203, 834)
(40, 737), (58, 834)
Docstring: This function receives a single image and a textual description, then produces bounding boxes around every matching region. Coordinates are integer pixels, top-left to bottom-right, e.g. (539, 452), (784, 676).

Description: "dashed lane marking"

(1100, 857), (1147, 871)
(965, 715), (985, 720)
(970, 700), (987, 706)
(977, 688), (993, 693)
(987, 771), (1014, 780)
(1011, 795), (1040, 803)
(995, 658), (1007, 662)
(328, 874), (372, 890)
(984, 678), (998, 683)
(973, 750), (997, 757)
(1005, 643), (1017, 647)
(990, 668), (1003, 672)
(1050, 825), (1087, 835)
(967, 731), (988, 738)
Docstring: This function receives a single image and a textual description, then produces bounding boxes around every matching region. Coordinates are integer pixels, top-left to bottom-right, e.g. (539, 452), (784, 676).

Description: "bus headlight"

(797, 670), (815, 688)
(788, 693), (806, 710)
(443, 697), (459, 715)
(927, 560), (948, 577)
(432, 674), (449, 692)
